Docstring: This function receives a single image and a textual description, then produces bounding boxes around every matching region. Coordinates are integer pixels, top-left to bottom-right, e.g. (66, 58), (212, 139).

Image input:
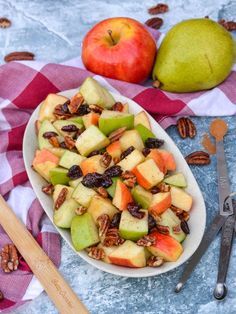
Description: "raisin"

(104, 165), (122, 177)
(77, 104), (90, 116)
(142, 147), (151, 157)
(87, 150), (102, 157)
(61, 100), (70, 113)
(61, 124), (78, 132)
(120, 146), (135, 160)
(101, 175), (113, 188)
(127, 202), (145, 219)
(145, 138), (164, 149)
(148, 214), (157, 231)
(82, 172), (104, 188)
(180, 220), (190, 234)
(150, 186), (160, 194)
(110, 213), (121, 228)
(43, 131), (58, 139)
(67, 165), (83, 180)
(60, 141), (67, 149)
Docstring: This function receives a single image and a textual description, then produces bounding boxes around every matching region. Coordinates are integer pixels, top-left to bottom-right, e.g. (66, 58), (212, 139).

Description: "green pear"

(152, 18), (236, 92)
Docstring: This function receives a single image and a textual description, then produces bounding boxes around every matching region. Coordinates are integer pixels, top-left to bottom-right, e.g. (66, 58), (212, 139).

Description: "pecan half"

(89, 104), (103, 114)
(172, 225), (182, 234)
(0, 244), (19, 272)
(157, 183), (170, 192)
(103, 228), (124, 247)
(68, 93), (84, 114)
(218, 19), (236, 31)
(42, 184), (54, 195)
(147, 256), (164, 267)
(156, 224), (170, 235)
(177, 117), (196, 139)
(170, 205), (184, 216)
(64, 136), (75, 150)
(108, 127), (127, 143)
(75, 206), (87, 216)
(100, 152), (112, 168)
(112, 102), (124, 112)
(145, 17), (163, 29)
(148, 3), (169, 15)
(185, 151), (210, 165)
(96, 187), (108, 198)
(137, 235), (156, 247)
(0, 17), (11, 28)
(49, 136), (60, 148)
(87, 247), (105, 260)
(4, 51), (35, 62)
(97, 214), (110, 239)
(54, 188), (68, 210)
(121, 171), (136, 188)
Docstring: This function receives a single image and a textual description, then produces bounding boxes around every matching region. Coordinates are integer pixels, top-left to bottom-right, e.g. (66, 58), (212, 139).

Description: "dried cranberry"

(120, 146), (135, 160)
(104, 165), (122, 177)
(127, 202), (145, 219)
(145, 138), (164, 149)
(61, 124), (78, 132)
(67, 165), (83, 180)
(61, 100), (70, 113)
(77, 104), (90, 116)
(148, 214), (157, 231)
(87, 150), (102, 157)
(110, 213), (121, 228)
(150, 186), (160, 194)
(101, 175), (113, 188)
(142, 147), (151, 157)
(82, 172), (104, 188)
(60, 141), (67, 149)
(43, 131), (58, 139)
(180, 220), (190, 234)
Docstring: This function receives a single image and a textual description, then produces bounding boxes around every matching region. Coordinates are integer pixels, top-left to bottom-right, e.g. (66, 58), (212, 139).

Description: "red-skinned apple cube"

(106, 140), (122, 159)
(170, 186), (193, 212)
(119, 130), (144, 151)
(146, 149), (166, 174)
(112, 180), (133, 210)
(117, 149), (144, 171)
(157, 149), (176, 171)
(149, 192), (171, 215)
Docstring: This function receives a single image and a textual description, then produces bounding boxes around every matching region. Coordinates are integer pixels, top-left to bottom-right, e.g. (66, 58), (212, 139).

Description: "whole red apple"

(82, 17), (157, 83)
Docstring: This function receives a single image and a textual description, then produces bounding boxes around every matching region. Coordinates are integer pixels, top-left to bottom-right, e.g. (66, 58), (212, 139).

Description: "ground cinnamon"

(209, 118), (228, 142)
(201, 133), (216, 154)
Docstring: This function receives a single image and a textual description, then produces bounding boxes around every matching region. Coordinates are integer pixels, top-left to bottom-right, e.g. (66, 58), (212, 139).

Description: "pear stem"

(107, 29), (116, 45)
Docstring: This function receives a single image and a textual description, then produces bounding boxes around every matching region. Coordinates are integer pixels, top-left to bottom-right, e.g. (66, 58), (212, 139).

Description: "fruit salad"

(33, 77), (193, 268)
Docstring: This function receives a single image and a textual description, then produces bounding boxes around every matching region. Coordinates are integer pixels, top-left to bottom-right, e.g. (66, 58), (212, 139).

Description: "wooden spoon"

(0, 195), (89, 314)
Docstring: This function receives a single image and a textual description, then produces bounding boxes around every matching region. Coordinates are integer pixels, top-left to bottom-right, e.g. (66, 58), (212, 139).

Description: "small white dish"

(23, 88), (206, 277)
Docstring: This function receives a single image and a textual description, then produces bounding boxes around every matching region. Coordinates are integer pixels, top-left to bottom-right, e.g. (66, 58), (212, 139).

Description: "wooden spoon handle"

(0, 195), (89, 314)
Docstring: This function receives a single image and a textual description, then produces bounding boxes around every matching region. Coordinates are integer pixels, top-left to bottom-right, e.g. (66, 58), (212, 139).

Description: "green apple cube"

(164, 173), (187, 188)
(134, 111), (151, 130)
(72, 183), (97, 207)
(106, 177), (119, 197)
(79, 77), (115, 109)
(134, 124), (156, 142)
(99, 110), (134, 135)
(75, 125), (109, 156)
(52, 184), (73, 203)
(71, 213), (100, 251)
(49, 167), (70, 185)
(38, 120), (62, 150)
(69, 178), (83, 188)
(53, 120), (82, 137)
(68, 116), (84, 126)
(120, 130), (144, 151)
(87, 195), (118, 223)
(59, 151), (86, 169)
(119, 210), (148, 241)
(53, 199), (78, 228)
(131, 185), (153, 209)
(160, 209), (186, 242)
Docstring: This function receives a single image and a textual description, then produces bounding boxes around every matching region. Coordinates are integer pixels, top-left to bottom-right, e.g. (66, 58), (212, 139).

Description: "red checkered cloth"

(0, 29), (236, 312)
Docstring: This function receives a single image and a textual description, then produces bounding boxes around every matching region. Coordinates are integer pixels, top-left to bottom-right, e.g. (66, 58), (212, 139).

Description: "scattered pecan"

(180, 220), (190, 234)
(103, 228), (124, 247)
(97, 214), (110, 239)
(89, 104), (103, 114)
(64, 136), (75, 150)
(145, 17), (163, 29)
(87, 247), (105, 260)
(147, 256), (164, 267)
(172, 225), (182, 234)
(185, 151), (210, 165)
(156, 224), (170, 235)
(42, 184), (54, 195)
(68, 93), (84, 114)
(177, 117), (196, 139)
(142, 147), (151, 157)
(4, 51), (35, 62)
(49, 136), (60, 148)
(0, 244), (19, 273)
(181, 211), (190, 221)
(100, 152), (112, 168)
(121, 171), (136, 188)
(110, 213), (121, 228)
(61, 124), (78, 132)
(120, 146), (135, 160)
(127, 202), (145, 219)
(75, 206), (87, 215)
(54, 188), (68, 210)
(0, 17), (11, 28)
(108, 127), (127, 143)
(152, 79), (161, 88)
(0, 290), (3, 301)
(157, 182), (170, 192)
(53, 104), (73, 119)
(148, 3), (169, 15)
(67, 165), (83, 180)
(43, 131), (58, 139)
(96, 187), (108, 198)
(137, 235), (156, 247)
(112, 102), (124, 112)
(218, 19), (236, 31)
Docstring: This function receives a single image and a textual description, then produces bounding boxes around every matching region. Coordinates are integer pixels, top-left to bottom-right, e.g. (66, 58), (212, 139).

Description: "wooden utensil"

(0, 195), (89, 314)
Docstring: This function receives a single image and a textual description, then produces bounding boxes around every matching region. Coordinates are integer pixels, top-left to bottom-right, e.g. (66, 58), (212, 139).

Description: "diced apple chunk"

(53, 199), (78, 228)
(120, 130), (144, 151)
(119, 210), (148, 241)
(72, 183), (97, 207)
(32, 149), (59, 182)
(59, 151), (86, 169)
(134, 111), (151, 130)
(99, 110), (134, 135)
(38, 94), (68, 122)
(149, 192), (171, 215)
(87, 195), (118, 223)
(118, 149), (145, 171)
(170, 187), (193, 212)
(82, 112), (100, 128)
(80, 155), (107, 175)
(112, 180), (133, 211)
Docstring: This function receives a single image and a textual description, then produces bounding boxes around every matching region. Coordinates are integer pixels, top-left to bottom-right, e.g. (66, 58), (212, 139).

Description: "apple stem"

(107, 29), (116, 45)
